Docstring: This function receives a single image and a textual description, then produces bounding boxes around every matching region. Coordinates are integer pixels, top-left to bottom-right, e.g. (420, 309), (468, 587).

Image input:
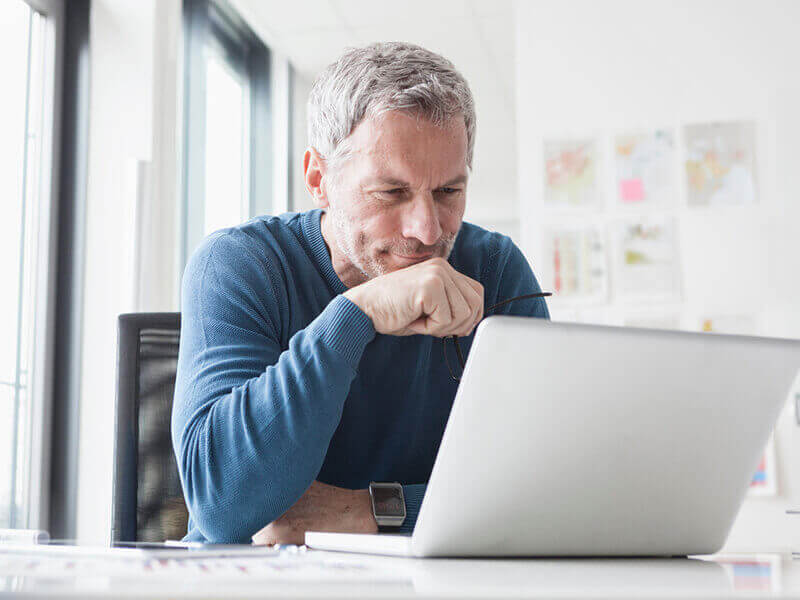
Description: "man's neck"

(319, 211), (368, 289)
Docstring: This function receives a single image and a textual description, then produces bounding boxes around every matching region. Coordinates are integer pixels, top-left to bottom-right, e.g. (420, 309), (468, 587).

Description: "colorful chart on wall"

(614, 129), (675, 206)
(544, 226), (608, 304)
(684, 121), (757, 206)
(613, 218), (681, 300)
(715, 554), (781, 592)
(748, 436), (777, 497)
(543, 138), (600, 208)
(747, 434), (778, 497)
(699, 314), (757, 336)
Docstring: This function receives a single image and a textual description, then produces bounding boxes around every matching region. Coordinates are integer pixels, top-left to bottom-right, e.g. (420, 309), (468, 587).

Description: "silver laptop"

(306, 316), (800, 557)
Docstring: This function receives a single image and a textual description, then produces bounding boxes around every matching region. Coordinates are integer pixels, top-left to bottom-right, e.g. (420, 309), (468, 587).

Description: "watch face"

(372, 486), (405, 517)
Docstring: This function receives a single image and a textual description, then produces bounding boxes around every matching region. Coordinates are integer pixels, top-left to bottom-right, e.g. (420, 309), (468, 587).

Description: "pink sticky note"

(619, 179), (645, 202)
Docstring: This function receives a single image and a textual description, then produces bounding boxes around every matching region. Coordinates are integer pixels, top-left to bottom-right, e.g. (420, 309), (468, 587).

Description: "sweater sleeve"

(171, 233), (375, 543)
(398, 483), (427, 534)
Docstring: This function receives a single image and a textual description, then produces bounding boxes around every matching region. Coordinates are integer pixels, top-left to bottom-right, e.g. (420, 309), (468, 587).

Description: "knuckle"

(423, 273), (440, 287)
(422, 272), (442, 291)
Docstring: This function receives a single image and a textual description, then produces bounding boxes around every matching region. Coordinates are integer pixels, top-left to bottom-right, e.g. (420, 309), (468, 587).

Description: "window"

(182, 0), (272, 266)
(0, 0), (60, 529)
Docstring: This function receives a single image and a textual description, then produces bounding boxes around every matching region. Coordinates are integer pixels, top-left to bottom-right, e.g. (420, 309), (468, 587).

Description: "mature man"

(172, 42), (549, 545)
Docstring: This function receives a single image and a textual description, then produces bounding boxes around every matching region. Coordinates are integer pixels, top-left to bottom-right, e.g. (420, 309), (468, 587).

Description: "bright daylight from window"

(203, 49), (248, 237)
(0, 0), (45, 529)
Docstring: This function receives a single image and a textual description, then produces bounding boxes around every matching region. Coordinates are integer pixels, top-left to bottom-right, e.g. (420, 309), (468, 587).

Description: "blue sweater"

(172, 209), (549, 543)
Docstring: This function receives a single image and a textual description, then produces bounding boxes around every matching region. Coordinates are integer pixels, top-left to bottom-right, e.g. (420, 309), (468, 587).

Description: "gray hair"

(307, 42), (476, 171)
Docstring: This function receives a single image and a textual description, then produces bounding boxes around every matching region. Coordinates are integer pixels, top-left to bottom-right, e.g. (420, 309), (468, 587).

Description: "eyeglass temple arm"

(487, 292), (552, 313)
(448, 291), (554, 377)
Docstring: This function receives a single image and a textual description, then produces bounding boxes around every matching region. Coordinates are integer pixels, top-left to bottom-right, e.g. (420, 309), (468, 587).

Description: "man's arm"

(172, 233), (376, 543)
(173, 234), (484, 543)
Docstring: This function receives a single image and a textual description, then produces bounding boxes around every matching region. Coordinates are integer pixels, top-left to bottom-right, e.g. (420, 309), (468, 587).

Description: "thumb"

(406, 316), (437, 336)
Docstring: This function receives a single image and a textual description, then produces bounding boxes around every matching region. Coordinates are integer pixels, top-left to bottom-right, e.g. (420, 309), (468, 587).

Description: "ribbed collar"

(300, 209), (349, 295)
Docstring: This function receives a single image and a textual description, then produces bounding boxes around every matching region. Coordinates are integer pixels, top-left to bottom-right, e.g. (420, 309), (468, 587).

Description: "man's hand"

(344, 257), (484, 337)
(251, 481), (377, 546)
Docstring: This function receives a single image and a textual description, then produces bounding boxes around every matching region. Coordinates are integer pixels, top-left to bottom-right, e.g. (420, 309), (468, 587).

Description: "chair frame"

(111, 312), (181, 543)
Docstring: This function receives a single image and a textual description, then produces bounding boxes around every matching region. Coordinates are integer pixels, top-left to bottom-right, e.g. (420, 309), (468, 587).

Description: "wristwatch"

(369, 482), (406, 528)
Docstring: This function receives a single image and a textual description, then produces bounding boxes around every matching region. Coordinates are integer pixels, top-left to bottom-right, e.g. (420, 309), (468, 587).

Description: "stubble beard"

(329, 206), (458, 282)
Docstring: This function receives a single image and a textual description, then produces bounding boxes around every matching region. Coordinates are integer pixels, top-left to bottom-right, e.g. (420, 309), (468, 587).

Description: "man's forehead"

(362, 172), (469, 187)
(341, 111), (469, 186)
(349, 112), (467, 154)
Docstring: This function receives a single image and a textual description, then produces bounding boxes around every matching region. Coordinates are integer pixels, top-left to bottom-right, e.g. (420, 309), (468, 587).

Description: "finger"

(451, 278), (480, 336)
(416, 273), (452, 335)
(446, 267), (484, 327)
(252, 527), (274, 546)
(405, 316), (430, 336)
(452, 273), (484, 332)
(451, 275), (483, 336)
(440, 271), (473, 336)
(462, 275), (485, 306)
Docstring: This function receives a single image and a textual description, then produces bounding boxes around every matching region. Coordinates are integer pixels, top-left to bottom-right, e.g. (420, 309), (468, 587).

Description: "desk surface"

(0, 549), (797, 599)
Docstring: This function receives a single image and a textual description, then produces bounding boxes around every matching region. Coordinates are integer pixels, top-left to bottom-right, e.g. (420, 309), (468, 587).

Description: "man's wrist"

(354, 488), (378, 533)
(343, 289), (373, 325)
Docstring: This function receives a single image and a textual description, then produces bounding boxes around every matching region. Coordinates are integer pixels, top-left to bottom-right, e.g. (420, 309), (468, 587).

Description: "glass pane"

(0, 2), (29, 386)
(203, 50), (249, 236)
(0, 1), (46, 528)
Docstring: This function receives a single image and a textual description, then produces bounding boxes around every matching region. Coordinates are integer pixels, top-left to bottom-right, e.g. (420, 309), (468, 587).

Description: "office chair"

(112, 312), (189, 543)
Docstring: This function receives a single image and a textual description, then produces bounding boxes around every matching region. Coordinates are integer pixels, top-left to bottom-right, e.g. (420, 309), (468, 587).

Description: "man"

(172, 41), (549, 545)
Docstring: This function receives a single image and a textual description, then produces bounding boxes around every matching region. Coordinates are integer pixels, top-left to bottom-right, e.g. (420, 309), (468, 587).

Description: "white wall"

(290, 71), (313, 212)
(515, 0), (800, 551)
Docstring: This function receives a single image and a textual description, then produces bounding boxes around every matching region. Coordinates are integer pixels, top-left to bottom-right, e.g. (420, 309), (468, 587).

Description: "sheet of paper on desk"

(0, 548), (410, 583)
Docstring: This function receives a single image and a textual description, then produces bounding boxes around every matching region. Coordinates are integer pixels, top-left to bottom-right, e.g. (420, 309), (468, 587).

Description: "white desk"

(0, 549), (796, 598)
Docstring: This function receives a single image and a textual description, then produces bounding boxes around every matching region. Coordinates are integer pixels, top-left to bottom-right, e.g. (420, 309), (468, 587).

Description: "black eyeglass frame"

(442, 292), (553, 382)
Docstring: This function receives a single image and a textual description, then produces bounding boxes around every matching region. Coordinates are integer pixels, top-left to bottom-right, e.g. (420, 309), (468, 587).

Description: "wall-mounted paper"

(614, 130), (675, 206)
(699, 314), (757, 336)
(684, 121), (757, 206)
(543, 139), (600, 208)
(544, 226), (608, 304)
(613, 218), (681, 300)
(716, 554), (781, 592)
(748, 436), (777, 497)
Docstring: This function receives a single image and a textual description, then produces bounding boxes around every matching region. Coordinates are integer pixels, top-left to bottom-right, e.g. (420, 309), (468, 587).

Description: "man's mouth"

(393, 252), (433, 259)
(390, 252), (435, 264)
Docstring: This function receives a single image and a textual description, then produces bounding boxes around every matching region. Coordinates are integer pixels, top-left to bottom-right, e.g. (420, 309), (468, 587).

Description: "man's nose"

(401, 193), (443, 247)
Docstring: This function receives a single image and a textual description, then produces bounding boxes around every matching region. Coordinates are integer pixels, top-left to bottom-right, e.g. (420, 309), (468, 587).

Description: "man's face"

(321, 110), (468, 281)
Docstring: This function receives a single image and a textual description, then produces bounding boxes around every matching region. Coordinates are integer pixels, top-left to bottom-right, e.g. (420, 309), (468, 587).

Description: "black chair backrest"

(112, 313), (189, 543)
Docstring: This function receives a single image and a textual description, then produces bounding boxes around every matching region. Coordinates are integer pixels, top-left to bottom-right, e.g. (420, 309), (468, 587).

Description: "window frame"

(10, 0), (67, 532)
(181, 0), (272, 269)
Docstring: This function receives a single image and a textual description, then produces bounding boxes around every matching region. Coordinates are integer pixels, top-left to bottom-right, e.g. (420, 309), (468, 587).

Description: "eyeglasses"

(442, 292), (553, 382)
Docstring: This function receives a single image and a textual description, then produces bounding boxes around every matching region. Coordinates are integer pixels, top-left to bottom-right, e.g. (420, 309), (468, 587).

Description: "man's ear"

(303, 147), (330, 209)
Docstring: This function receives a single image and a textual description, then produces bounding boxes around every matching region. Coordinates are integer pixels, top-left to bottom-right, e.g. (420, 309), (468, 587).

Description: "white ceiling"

(230, 0), (516, 113)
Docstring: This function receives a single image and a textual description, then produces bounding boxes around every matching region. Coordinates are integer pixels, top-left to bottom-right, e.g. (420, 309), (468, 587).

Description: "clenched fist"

(343, 257), (484, 337)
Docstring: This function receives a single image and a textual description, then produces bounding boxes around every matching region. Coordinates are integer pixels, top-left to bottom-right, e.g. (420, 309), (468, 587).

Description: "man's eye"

(436, 187), (460, 195)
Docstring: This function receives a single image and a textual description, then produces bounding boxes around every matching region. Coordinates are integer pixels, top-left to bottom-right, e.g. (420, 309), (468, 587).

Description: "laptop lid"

(411, 317), (800, 557)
